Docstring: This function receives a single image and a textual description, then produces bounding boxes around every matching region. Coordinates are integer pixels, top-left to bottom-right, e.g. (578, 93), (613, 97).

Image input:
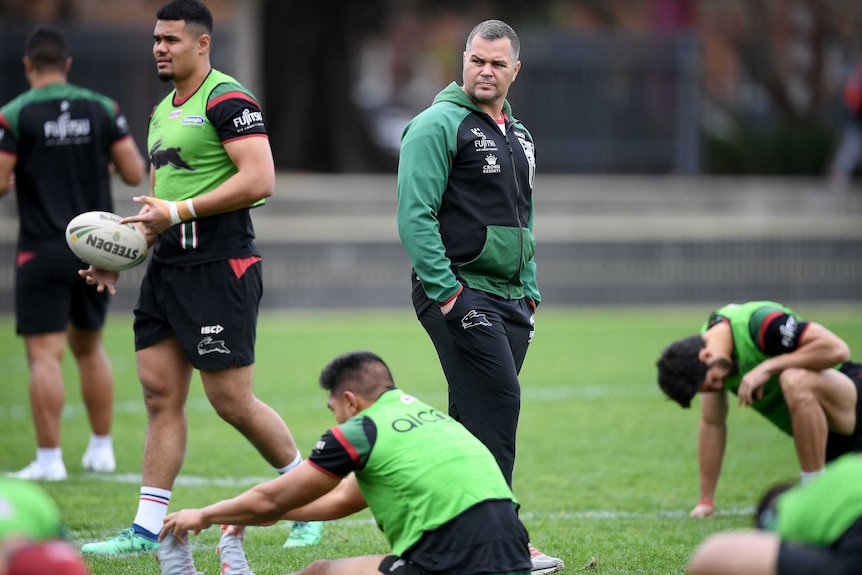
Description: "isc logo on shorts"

(200, 324), (224, 335)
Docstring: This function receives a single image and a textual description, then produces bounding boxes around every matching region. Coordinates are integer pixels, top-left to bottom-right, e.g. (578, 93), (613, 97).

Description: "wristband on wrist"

(168, 201), (182, 225)
(698, 499), (715, 507)
(176, 198), (196, 222)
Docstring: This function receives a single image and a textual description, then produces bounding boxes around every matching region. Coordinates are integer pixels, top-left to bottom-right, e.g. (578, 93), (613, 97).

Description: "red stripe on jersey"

(0, 113), (10, 129)
(222, 133), (269, 145)
(759, 311), (785, 349)
(17, 252), (35, 267)
(331, 426), (362, 467)
(207, 91), (259, 111)
(307, 458), (343, 478)
(228, 256), (261, 279)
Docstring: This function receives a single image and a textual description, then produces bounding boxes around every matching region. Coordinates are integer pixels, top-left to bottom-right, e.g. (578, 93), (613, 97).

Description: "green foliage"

(1, 304), (860, 574)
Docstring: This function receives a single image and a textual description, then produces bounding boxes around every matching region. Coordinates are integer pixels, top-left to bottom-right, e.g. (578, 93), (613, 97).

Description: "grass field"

(1, 304), (860, 574)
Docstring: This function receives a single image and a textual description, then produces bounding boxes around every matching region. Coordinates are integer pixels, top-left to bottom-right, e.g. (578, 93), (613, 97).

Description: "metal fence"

(0, 175), (858, 312)
(510, 31), (702, 174)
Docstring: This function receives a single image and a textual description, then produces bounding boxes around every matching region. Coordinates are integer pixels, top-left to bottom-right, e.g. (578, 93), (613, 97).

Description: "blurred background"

(0, 0), (860, 309)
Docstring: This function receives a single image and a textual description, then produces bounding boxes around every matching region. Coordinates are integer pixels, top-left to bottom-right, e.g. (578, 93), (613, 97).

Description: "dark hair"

(25, 26), (68, 72)
(755, 482), (796, 530)
(319, 351), (395, 398)
(157, 0), (213, 34)
(466, 19), (520, 62)
(656, 335), (707, 408)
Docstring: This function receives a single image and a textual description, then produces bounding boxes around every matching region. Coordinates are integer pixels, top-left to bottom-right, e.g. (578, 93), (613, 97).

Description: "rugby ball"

(65, 211), (148, 271)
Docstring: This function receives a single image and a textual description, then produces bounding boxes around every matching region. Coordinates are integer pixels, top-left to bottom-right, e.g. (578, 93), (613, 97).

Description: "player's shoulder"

(205, 69), (259, 107)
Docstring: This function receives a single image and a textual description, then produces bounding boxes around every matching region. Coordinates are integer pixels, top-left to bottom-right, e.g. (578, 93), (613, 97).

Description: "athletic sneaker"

(81, 527), (160, 555)
(217, 525), (253, 575)
(157, 531), (203, 575)
(82, 448), (116, 473)
(529, 543), (564, 574)
(7, 460), (67, 481)
(282, 521), (324, 548)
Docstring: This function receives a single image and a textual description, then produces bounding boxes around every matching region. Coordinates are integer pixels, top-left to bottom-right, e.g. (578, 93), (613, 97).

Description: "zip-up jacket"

(397, 82), (539, 306)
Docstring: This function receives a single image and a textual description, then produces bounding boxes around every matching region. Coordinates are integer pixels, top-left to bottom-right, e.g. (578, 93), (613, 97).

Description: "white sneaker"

(529, 543), (564, 574)
(82, 448), (116, 473)
(217, 525), (253, 575)
(7, 460), (67, 481)
(156, 531), (203, 575)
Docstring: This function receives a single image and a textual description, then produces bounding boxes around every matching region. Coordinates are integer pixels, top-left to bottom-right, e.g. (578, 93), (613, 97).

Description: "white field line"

(65, 470), (754, 537)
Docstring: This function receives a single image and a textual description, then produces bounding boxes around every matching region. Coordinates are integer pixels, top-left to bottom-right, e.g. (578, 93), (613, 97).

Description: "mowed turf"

(1, 304), (860, 574)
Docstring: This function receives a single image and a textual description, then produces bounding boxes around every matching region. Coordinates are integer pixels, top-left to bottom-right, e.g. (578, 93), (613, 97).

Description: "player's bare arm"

(161, 462), (340, 539)
(0, 152), (15, 196)
(693, 390), (728, 517)
(110, 135), (146, 186)
(282, 473), (368, 522)
(738, 323), (851, 406)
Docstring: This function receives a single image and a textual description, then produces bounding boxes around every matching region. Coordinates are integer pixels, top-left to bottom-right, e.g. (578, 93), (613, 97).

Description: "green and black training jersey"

(147, 69), (267, 266)
(701, 301), (810, 435)
(0, 82), (131, 254)
(308, 388), (531, 573)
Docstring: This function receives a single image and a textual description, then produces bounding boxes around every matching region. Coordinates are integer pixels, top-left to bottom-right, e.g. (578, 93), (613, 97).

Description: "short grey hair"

(465, 19), (520, 62)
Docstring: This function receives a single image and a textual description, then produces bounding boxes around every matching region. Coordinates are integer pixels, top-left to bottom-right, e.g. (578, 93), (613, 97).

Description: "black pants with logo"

(414, 284), (534, 488)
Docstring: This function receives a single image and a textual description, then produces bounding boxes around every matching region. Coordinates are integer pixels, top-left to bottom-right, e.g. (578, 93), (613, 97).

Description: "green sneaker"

(81, 527), (160, 555)
(283, 521), (324, 548)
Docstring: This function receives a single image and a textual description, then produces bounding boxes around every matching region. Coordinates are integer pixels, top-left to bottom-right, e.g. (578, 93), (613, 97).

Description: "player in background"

(687, 453), (862, 575)
(657, 300), (862, 517)
(0, 26), (145, 481)
(79, 0), (321, 555)
(396, 19), (563, 574)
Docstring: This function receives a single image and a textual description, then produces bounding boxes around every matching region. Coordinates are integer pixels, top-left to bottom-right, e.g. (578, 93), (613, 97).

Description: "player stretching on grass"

(657, 300), (862, 517)
(158, 351), (533, 575)
(79, 0), (321, 554)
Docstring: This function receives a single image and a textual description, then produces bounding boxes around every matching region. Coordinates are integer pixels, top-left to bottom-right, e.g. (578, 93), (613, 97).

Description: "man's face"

(461, 35), (520, 107)
(699, 356), (736, 393)
(152, 19), (203, 82)
(327, 392), (353, 425)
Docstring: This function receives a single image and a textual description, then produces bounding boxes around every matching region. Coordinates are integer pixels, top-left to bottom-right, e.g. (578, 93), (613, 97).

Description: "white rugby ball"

(65, 211), (148, 271)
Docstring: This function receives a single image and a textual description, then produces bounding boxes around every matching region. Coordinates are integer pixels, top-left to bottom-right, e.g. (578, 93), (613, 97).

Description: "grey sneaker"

(156, 531), (203, 575)
(218, 525), (253, 575)
(529, 543), (564, 574)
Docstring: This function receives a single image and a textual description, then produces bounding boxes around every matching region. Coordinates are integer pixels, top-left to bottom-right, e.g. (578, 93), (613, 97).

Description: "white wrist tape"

(185, 198), (197, 219)
(168, 201), (182, 225)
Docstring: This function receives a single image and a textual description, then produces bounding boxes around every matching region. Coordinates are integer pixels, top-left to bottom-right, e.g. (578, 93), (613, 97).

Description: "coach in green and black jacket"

(396, 20), (538, 491)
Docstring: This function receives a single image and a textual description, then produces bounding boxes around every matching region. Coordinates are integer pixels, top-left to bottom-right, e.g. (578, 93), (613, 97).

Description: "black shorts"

(777, 517), (862, 575)
(133, 257), (262, 370)
(826, 362), (862, 462)
(378, 556), (529, 575)
(15, 251), (109, 335)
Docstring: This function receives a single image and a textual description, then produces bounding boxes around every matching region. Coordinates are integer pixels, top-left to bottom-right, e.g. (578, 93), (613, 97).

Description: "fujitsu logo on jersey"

(44, 112), (91, 140)
(233, 108), (263, 129)
(779, 316), (798, 348)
